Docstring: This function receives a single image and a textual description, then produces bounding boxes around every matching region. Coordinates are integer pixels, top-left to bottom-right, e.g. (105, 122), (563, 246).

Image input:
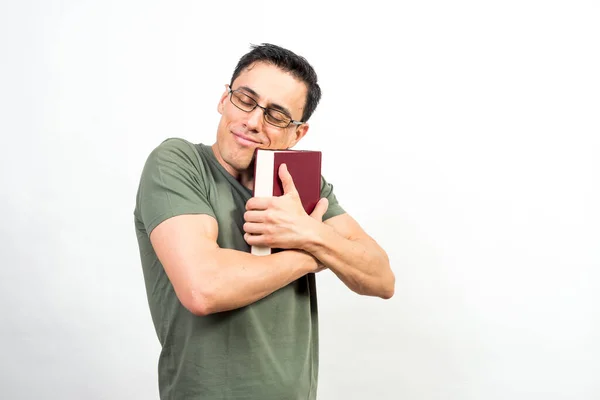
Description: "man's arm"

(245, 211), (394, 299)
(150, 213), (323, 316)
(244, 164), (395, 299)
(304, 213), (394, 298)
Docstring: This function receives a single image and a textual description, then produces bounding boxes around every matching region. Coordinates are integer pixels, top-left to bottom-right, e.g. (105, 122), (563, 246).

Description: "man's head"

(213, 43), (322, 176)
(229, 44), (321, 123)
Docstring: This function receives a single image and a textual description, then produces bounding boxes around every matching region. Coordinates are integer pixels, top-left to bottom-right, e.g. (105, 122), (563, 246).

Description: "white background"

(1, 1), (599, 399)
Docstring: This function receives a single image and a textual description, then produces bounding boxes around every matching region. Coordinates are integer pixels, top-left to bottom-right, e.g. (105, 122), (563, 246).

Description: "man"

(134, 43), (395, 400)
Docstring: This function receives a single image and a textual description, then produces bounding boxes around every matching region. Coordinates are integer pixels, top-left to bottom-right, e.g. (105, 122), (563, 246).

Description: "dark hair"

(230, 43), (321, 122)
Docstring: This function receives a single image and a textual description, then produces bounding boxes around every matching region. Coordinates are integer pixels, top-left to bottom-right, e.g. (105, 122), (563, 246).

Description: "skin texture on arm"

(150, 213), (324, 316)
(305, 213), (394, 298)
(244, 164), (395, 299)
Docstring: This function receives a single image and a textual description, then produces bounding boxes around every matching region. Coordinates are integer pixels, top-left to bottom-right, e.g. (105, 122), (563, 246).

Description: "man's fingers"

(310, 198), (329, 222)
(246, 197), (272, 211)
(244, 210), (266, 223)
(244, 232), (262, 246)
(243, 222), (263, 235)
(279, 164), (298, 195)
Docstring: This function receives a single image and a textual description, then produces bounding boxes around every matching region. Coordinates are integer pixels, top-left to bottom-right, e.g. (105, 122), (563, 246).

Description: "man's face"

(214, 62), (309, 174)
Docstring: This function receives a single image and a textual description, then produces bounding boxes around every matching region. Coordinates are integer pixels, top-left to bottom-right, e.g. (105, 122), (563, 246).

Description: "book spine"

(251, 150), (274, 256)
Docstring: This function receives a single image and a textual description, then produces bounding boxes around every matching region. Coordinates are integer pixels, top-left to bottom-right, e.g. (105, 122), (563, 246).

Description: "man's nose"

(245, 107), (264, 131)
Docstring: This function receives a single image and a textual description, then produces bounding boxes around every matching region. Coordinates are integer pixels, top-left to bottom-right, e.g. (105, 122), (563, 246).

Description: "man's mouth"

(233, 132), (260, 146)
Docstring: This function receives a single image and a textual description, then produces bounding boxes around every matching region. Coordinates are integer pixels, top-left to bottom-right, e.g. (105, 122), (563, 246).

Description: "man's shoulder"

(134, 137), (216, 226)
(150, 137), (201, 157)
(143, 137), (214, 169)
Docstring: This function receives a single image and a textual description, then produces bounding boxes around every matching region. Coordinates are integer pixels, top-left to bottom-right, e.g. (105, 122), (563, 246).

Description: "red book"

(251, 148), (322, 256)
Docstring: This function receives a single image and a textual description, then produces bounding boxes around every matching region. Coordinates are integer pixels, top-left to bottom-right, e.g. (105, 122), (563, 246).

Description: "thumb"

(279, 163), (298, 195)
(310, 198), (329, 221)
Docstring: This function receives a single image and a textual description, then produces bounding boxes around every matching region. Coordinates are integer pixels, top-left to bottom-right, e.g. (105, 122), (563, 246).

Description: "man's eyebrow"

(237, 85), (260, 98)
(236, 85), (294, 118)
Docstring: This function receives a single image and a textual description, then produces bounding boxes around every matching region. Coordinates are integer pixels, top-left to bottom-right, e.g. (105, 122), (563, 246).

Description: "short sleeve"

(320, 176), (345, 221)
(135, 138), (216, 236)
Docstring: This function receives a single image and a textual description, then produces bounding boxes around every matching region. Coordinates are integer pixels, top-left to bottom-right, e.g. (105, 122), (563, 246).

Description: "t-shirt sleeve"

(136, 138), (215, 236)
(320, 175), (345, 221)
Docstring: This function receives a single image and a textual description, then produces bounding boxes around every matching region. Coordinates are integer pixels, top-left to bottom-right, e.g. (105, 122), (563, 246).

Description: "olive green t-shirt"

(134, 138), (345, 400)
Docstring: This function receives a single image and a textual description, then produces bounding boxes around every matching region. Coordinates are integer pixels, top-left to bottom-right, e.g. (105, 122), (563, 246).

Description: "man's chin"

(225, 153), (254, 172)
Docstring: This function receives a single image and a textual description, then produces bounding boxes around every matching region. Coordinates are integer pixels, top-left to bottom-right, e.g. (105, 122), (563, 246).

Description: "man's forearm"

(303, 222), (394, 299)
(193, 249), (318, 315)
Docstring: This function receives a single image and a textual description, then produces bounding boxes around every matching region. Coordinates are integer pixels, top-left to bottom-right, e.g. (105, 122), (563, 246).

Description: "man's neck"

(210, 143), (255, 191)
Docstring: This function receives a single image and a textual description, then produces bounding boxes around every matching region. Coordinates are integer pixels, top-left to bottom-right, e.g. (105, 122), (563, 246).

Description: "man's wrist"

(281, 249), (320, 274)
(300, 217), (328, 254)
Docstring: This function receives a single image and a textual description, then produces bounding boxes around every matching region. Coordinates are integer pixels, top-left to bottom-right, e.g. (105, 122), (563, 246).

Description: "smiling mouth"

(233, 132), (260, 145)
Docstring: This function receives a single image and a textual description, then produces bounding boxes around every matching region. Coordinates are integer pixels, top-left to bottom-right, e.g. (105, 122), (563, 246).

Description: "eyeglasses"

(228, 87), (303, 128)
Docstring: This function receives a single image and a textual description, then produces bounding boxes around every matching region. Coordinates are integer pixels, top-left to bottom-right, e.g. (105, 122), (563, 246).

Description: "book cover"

(250, 148), (322, 256)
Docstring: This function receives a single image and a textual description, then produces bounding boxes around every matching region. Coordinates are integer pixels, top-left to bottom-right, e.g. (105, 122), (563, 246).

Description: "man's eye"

(236, 93), (255, 106)
(267, 110), (287, 123)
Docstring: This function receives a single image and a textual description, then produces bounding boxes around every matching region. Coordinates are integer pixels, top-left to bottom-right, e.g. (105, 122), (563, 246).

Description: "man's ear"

(288, 123), (309, 148)
(217, 85), (229, 115)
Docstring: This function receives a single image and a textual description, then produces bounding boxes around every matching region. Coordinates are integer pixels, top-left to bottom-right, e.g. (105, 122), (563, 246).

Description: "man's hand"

(244, 163), (329, 250)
